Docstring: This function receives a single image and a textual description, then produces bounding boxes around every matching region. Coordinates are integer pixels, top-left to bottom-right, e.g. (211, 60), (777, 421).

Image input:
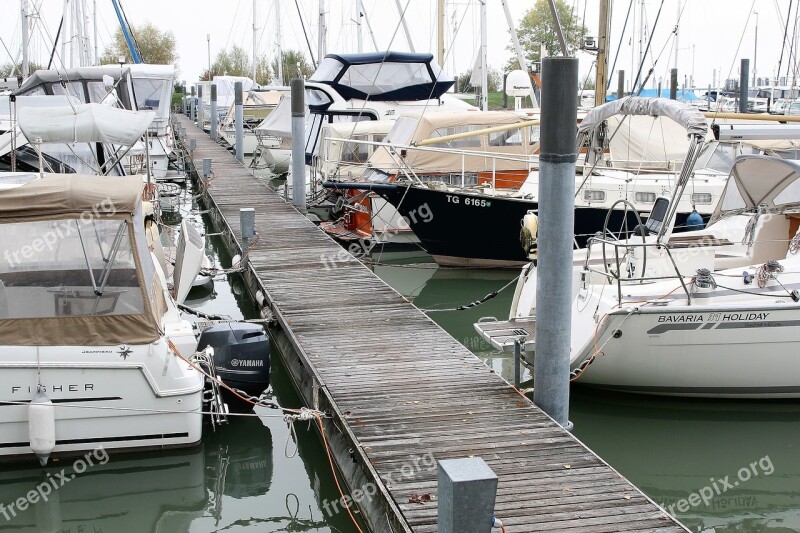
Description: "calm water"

(3, 173), (799, 532)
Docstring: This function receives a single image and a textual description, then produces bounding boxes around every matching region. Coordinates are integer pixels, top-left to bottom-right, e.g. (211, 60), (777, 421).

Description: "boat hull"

(575, 305), (800, 398)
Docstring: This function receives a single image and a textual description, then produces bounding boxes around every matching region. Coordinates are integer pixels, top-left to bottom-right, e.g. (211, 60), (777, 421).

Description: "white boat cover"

(578, 96), (708, 138)
(712, 155), (800, 220)
(255, 95), (293, 137)
(18, 102), (155, 146)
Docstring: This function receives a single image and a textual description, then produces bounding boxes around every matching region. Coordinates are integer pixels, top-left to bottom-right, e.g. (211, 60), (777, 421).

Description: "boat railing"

(582, 235), (695, 305)
(319, 135), (538, 190)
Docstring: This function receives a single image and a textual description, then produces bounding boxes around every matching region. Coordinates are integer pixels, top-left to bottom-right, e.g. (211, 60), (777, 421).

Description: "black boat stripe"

(0, 397), (123, 406)
(0, 432), (190, 449)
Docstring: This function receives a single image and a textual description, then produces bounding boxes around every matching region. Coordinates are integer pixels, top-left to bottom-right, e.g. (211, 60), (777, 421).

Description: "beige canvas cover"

(0, 173), (143, 221)
(368, 111), (537, 173)
(0, 174), (163, 346)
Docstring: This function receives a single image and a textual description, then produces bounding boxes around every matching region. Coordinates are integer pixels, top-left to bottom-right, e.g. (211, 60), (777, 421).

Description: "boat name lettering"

(657, 314), (703, 323)
(12, 384), (94, 393)
(81, 350), (112, 354)
(445, 195), (491, 208)
(721, 312), (770, 321)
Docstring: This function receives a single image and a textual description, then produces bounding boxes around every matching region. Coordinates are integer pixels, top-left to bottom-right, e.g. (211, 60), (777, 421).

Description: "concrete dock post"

(290, 78), (306, 210)
(210, 83), (218, 141)
(670, 69), (678, 100)
(202, 158), (212, 184)
(181, 85), (187, 115)
(190, 85), (196, 122)
(533, 57), (578, 430)
(240, 207), (256, 254)
(235, 81), (244, 163)
(739, 59), (750, 113)
(437, 457), (498, 533)
(617, 70), (625, 99)
(197, 85), (204, 129)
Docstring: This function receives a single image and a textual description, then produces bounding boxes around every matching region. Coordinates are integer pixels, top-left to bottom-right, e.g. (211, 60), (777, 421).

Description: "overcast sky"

(0, 0), (792, 91)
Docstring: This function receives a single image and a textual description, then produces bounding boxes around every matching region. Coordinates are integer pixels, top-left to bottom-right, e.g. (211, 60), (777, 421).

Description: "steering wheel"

(598, 199), (648, 279)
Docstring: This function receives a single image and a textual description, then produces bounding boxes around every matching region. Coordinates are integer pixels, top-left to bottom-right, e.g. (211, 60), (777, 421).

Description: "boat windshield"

(133, 78), (168, 114)
(695, 142), (761, 173)
(0, 218), (144, 319)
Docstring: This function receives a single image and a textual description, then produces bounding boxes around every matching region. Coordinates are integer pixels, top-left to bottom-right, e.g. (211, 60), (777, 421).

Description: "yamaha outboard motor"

(197, 323), (270, 411)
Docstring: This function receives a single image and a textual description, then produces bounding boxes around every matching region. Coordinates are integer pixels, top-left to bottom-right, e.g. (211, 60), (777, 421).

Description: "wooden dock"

(175, 114), (687, 532)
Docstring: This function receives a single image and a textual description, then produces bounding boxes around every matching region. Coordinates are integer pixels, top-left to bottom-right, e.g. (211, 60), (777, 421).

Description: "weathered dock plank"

(176, 115), (686, 532)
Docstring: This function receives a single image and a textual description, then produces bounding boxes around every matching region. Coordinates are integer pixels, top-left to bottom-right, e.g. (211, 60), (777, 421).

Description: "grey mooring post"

(190, 85), (196, 122)
(210, 83), (218, 141)
(197, 85), (204, 129)
(438, 457), (498, 533)
(670, 69), (678, 100)
(240, 208), (256, 255)
(617, 70), (624, 99)
(290, 78), (306, 210)
(188, 138), (197, 156)
(234, 81), (244, 163)
(739, 59), (750, 113)
(533, 57), (578, 430)
(202, 158), (212, 184)
(181, 87), (187, 115)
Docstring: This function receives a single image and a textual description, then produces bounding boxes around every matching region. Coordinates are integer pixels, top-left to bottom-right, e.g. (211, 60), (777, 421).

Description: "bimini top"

(309, 52), (454, 101)
(712, 155), (800, 220)
(578, 96), (708, 139)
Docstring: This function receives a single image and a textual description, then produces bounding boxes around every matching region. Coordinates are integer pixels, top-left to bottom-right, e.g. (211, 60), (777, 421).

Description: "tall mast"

(275, 0), (283, 84)
(501, 0), (538, 107)
(93, 0), (98, 64)
(437, 0), (445, 66)
(480, 0), (488, 110)
(595, 0), (611, 106)
(61, 0), (67, 67)
(21, 0), (29, 76)
(356, 0), (363, 53)
(253, 0), (258, 82)
(318, 0), (326, 62)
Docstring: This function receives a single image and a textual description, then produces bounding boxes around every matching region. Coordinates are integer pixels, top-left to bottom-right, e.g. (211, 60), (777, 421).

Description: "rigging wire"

(777, 0), (794, 82)
(294, 0), (317, 68)
(607, 0), (635, 92)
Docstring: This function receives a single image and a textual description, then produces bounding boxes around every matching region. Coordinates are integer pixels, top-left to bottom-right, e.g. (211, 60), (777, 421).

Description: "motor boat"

(0, 173), (206, 462)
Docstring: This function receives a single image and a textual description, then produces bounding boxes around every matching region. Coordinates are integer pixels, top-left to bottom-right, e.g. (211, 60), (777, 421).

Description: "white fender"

(29, 391), (56, 466)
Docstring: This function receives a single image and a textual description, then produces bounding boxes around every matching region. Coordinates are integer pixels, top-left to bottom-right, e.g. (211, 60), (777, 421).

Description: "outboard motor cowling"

(197, 323), (270, 410)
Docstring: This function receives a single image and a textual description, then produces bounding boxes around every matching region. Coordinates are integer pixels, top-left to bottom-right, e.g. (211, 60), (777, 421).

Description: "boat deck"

(175, 114), (686, 532)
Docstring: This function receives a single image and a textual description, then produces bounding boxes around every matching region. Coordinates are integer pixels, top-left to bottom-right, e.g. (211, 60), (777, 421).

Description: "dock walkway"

(176, 114), (686, 532)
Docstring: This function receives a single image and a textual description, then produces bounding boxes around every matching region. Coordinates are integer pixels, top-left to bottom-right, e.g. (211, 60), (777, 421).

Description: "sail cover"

(18, 102), (155, 146)
(578, 96), (707, 138)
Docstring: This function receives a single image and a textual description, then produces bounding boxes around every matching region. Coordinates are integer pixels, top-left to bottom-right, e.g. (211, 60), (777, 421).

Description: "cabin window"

(489, 128), (522, 147)
(691, 193), (713, 205)
(133, 79), (166, 111)
(0, 218), (145, 319)
(430, 126), (481, 148)
(51, 81), (86, 103)
(634, 192), (656, 203)
(88, 81), (110, 103)
(583, 190), (606, 202)
(341, 136), (370, 163)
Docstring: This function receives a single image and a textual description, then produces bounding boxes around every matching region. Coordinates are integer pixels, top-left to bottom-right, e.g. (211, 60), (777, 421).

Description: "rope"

(756, 259), (784, 289)
(790, 226), (800, 255)
(420, 274), (521, 312)
(283, 407), (318, 458)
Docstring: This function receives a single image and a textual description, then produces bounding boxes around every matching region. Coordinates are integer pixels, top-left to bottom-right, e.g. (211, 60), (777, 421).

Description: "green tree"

(99, 22), (178, 70)
(201, 46), (271, 85)
(271, 50), (314, 83)
(0, 61), (44, 77)
(506, 0), (588, 70)
(454, 67), (501, 93)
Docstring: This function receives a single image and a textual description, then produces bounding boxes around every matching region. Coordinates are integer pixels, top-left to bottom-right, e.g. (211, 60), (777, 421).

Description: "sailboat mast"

(480, 0), (488, 111)
(437, 0), (445, 66)
(253, 0), (258, 82)
(595, 0), (610, 106)
(356, 0), (363, 53)
(275, 0), (283, 84)
(318, 0), (326, 62)
(93, 0), (97, 64)
(21, 0), (29, 76)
